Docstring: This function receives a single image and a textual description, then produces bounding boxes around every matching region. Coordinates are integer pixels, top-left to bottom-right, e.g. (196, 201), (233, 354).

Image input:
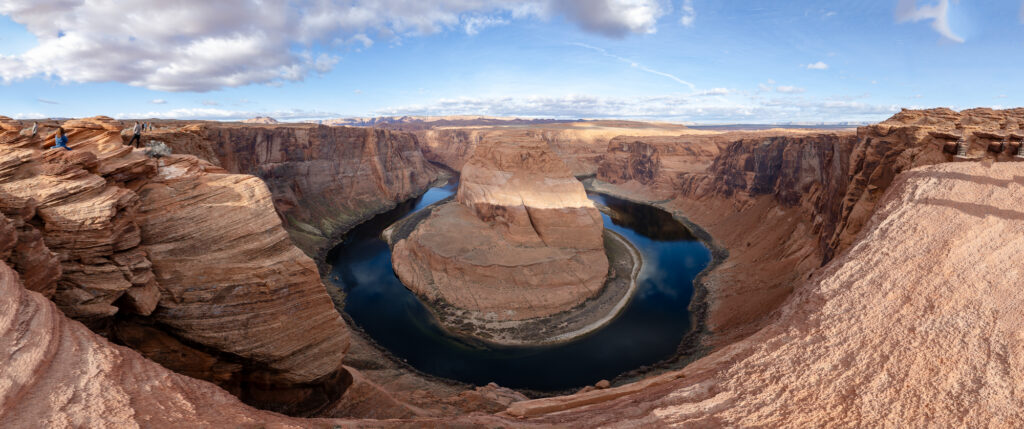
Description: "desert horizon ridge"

(4, 1), (1024, 428)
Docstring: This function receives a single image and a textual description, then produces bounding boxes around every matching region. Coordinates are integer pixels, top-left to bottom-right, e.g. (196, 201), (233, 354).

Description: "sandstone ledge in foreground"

(383, 199), (641, 346)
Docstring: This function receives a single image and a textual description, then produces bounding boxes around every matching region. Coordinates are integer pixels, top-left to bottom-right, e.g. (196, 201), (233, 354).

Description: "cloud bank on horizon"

(0, 0), (1020, 123)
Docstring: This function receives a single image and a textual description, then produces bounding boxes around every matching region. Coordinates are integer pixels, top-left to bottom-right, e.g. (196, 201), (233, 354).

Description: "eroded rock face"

(0, 119), (351, 415)
(511, 161), (1024, 427)
(155, 124), (446, 256)
(457, 135), (605, 249)
(415, 121), (691, 176)
(598, 134), (725, 198)
(0, 259), (317, 428)
(134, 155), (351, 414)
(392, 134), (608, 323)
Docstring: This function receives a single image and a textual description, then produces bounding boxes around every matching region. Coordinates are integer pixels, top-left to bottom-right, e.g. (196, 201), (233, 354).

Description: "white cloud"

(151, 99), (167, 104)
(776, 86), (805, 94)
(464, 15), (510, 35)
(375, 93), (899, 123)
(895, 0), (964, 43)
(573, 42), (695, 90)
(680, 0), (696, 27)
(11, 112), (45, 119)
(551, 0), (666, 37)
(36, 98), (58, 104)
(348, 33), (376, 48)
(806, 61), (829, 70)
(201, 100), (220, 106)
(0, 0), (670, 92)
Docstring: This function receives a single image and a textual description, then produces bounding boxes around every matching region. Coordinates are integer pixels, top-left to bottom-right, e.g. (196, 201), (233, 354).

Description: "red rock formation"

(0, 259), (324, 428)
(593, 109), (1024, 347)
(598, 134), (724, 198)
(152, 124), (446, 257)
(391, 134), (608, 325)
(415, 121), (690, 176)
(0, 118), (351, 415)
(134, 154), (351, 414)
(508, 161), (1024, 427)
(6, 109), (1024, 427)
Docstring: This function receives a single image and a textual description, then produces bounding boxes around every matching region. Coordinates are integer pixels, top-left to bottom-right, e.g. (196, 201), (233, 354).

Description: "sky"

(0, 0), (1022, 124)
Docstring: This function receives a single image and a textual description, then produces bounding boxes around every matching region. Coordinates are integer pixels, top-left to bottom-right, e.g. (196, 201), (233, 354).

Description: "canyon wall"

(509, 160), (1024, 427)
(0, 119), (351, 415)
(415, 121), (691, 176)
(0, 259), (320, 428)
(594, 108), (1024, 345)
(153, 124), (446, 257)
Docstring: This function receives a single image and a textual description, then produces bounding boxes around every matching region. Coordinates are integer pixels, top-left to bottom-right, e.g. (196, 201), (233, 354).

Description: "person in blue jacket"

(52, 127), (71, 150)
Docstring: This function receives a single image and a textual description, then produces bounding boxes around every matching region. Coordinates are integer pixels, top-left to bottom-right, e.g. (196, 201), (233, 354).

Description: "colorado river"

(326, 179), (711, 390)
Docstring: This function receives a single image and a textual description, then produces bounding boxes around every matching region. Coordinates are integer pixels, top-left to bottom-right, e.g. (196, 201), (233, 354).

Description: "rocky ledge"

(0, 117), (350, 415)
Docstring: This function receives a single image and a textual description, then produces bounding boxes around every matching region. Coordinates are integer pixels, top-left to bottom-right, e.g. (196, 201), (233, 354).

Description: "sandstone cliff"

(415, 121), (692, 176)
(510, 160), (1024, 427)
(6, 110), (1024, 427)
(593, 108), (1024, 348)
(0, 259), (316, 428)
(0, 254), (514, 427)
(153, 124), (446, 257)
(0, 118), (350, 415)
(391, 134), (609, 327)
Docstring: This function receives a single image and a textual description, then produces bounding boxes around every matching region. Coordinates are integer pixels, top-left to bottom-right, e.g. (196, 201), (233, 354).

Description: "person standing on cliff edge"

(128, 121), (142, 148)
(51, 127), (71, 151)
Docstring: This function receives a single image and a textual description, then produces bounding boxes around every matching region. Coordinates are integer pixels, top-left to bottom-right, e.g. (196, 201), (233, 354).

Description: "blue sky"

(0, 0), (1021, 123)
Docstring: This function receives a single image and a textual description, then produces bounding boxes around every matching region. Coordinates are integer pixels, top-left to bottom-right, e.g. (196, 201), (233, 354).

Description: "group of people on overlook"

(27, 120), (151, 151)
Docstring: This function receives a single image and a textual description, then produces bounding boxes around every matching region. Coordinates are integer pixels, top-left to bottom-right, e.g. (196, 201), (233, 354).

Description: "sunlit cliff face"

(456, 134), (603, 249)
(391, 134), (609, 324)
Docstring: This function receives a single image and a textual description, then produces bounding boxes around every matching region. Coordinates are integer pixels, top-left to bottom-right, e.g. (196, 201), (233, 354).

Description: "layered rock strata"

(149, 124), (446, 256)
(6, 109), (1024, 427)
(0, 254), (516, 427)
(415, 121), (691, 176)
(390, 135), (610, 332)
(509, 161), (1024, 427)
(594, 108), (1024, 347)
(0, 259), (318, 428)
(0, 118), (350, 415)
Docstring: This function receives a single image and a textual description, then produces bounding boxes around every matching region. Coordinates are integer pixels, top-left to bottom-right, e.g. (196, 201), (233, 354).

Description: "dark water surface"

(326, 180), (711, 390)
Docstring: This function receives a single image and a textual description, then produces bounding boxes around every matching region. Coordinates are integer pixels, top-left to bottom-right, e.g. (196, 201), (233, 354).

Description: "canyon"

(1, 108), (1022, 426)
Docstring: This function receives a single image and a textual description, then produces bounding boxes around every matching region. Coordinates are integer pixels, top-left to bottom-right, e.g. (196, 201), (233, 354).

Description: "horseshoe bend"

(1, 107), (1023, 426)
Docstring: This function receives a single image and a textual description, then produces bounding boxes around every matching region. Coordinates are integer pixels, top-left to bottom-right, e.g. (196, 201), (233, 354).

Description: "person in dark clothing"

(52, 127), (71, 151)
(128, 121), (142, 147)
